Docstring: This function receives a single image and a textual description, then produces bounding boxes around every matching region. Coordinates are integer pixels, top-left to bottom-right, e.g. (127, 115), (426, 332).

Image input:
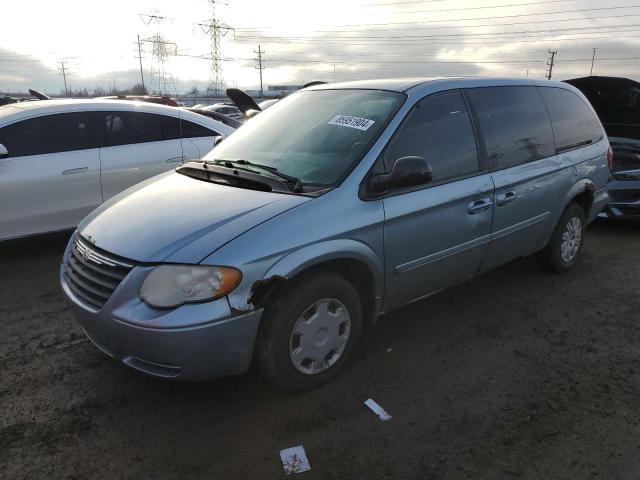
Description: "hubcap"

(289, 298), (351, 375)
(560, 216), (583, 263)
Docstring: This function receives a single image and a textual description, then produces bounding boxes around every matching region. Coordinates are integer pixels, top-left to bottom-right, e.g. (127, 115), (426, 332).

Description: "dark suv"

(565, 76), (640, 220)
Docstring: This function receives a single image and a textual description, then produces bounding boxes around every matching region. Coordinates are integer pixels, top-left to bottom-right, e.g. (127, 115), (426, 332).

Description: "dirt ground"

(1, 221), (639, 480)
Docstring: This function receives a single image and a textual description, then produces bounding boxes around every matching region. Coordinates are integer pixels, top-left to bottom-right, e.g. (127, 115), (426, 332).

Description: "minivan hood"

(78, 171), (310, 263)
(564, 76), (640, 140)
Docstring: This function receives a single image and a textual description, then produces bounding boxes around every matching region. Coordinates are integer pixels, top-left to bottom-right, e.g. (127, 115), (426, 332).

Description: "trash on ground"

(364, 398), (392, 421)
(279, 445), (311, 475)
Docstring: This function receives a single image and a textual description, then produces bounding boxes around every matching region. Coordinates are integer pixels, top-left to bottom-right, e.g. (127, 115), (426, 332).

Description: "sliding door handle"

(496, 191), (518, 206)
(62, 167), (88, 175)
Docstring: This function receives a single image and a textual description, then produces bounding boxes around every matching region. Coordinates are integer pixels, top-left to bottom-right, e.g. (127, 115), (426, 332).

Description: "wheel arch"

(250, 239), (384, 328)
(563, 179), (595, 217)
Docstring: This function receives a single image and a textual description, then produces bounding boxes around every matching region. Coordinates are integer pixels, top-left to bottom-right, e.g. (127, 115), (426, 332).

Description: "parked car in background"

(0, 99), (235, 240)
(258, 99), (280, 110)
(0, 95), (19, 106)
(60, 78), (609, 391)
(184, 107), (243, 129)
(565, 76), (640, 220)
(98, 95), (180, 107)
(203, 103), (243, 119)
(226, 88), (263, 120)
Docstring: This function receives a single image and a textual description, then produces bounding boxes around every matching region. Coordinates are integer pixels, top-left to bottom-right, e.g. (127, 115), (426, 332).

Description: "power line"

(237, 24), (640, 41)
(235, 32), (640, 46)
(236, 12), (640, 34)
(235, 4), (640, 29)
(359, 0), (577, 15)
(361, 0), (445, 6)
(255, 55), (640, 65)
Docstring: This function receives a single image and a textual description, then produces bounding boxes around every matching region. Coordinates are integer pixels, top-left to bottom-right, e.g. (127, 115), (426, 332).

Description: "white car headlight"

(140, 265), (242, 308)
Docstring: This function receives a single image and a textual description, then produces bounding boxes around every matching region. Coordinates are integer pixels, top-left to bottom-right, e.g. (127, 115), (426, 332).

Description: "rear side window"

(539, 87), (603, 152)
(105, 112), (163, 147)
(467, 86), (555, 170)
(181, 120), (217, 139)
(384, 90), (479, 183)
(0, 113), (90, 157)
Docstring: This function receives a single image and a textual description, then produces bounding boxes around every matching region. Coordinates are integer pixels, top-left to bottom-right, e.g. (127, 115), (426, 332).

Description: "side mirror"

(214, 136), (223, 146)
(0, 143), (8, 159)
(371, 156), (433, 193)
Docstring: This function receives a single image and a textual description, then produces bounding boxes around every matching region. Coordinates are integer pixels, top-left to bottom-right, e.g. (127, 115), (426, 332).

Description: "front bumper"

(598, 179), (640, 220)
(60, 258), (263, 381)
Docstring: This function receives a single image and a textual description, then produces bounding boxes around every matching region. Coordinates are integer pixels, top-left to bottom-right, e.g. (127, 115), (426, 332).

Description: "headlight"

(140, 265), (242, 308)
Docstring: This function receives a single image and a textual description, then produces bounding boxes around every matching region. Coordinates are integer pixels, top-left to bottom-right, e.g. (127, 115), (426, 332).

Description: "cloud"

(3, 1), (640, 94)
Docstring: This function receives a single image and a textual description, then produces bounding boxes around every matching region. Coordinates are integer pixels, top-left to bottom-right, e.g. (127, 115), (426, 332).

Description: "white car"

(203, 104), (243, 119)
(0, 99), (235, 240)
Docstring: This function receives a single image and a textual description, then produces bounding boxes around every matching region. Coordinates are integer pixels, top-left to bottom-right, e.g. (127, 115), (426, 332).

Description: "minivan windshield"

(207, 89), (405, 188)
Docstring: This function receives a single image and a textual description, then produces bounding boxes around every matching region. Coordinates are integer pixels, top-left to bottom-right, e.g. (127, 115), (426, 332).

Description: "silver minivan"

(60, 78), (610, 391)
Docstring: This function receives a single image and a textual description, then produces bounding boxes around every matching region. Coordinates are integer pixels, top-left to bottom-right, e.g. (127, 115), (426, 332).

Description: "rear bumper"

(599, 179), (640, 220)
(587, 187), (610, 224)
(60, 261), (263, 381)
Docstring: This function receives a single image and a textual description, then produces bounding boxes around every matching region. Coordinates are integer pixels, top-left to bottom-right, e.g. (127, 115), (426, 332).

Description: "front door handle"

(62, 167), (88, 175)
(496, 191), (518, 207)
(468, 197), (493, 215)
(166, 156), (184, 163)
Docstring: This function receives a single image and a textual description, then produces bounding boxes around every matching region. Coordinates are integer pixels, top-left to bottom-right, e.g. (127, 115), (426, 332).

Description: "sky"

(1, 0), (640, 95)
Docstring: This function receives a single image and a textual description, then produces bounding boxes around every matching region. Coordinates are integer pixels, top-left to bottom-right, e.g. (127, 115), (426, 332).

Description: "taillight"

(607, 146), (614, 171)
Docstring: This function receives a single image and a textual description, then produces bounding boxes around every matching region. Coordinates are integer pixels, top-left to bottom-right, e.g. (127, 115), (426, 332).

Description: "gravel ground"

(1, 221), (639, 480)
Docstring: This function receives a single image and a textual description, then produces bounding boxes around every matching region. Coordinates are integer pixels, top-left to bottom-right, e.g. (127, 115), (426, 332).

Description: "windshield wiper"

(211, 159), (303, 193)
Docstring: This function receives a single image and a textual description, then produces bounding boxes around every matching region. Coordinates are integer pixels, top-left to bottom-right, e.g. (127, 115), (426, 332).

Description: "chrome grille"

(63, 236), (134, 309)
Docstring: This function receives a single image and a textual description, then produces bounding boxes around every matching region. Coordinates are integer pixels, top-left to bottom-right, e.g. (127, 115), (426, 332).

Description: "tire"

(256, 273), (363, 391)
(538, 202), (586, 273)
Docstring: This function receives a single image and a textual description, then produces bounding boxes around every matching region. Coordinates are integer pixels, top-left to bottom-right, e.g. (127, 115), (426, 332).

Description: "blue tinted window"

(467, 86), (555, 169)
(539, 87), (603, 151)
(384, 90), (479, 182)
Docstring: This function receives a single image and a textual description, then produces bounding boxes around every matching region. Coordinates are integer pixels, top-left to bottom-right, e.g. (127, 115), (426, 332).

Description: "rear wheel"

(538, 203), (586, 273)
(256, 273), (362, 391)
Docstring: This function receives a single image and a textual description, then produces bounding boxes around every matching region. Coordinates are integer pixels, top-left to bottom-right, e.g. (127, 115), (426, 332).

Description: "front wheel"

(538, 203), (586, 273)
(256, 273), (363, 391)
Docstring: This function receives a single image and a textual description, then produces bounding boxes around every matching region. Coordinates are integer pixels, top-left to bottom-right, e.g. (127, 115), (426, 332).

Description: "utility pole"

(58, 61), (69, 96)
(197, 1), (234, 96)
(590, 48), (597, 76)
(140, 12), (177, 95)
(137, 34), (146, 92)
(255, 45), (264, 96)
(526, 69), (529, 77)
(546, 50), (557, 80)
(333, 63), (336, 83)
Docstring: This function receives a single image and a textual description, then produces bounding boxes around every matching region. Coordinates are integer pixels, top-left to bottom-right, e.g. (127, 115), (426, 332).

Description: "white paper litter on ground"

(280, 445), (311, 475)
(364, 398), (392, 421)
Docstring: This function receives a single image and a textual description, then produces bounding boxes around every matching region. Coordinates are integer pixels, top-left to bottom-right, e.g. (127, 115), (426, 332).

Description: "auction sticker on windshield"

(328, 114), (375, 131)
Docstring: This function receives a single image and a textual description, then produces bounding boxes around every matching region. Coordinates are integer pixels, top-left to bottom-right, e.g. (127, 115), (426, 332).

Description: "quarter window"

(0, 113), (90, 157)
(539, 87), (603, 152)
(467, 86), (555, 170)
(159, 115), (218, 140)
(181, 120), (217, 139)
(384, 90), (479, 182)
